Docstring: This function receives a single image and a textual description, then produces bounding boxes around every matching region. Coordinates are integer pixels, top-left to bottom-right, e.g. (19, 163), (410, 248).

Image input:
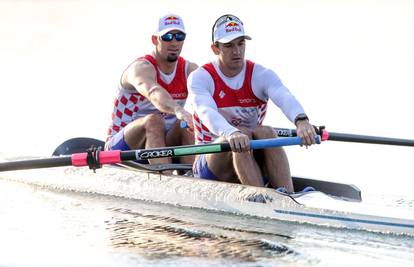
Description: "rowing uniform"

(105, 54), (189, 151)
(187, 60), (305, 179)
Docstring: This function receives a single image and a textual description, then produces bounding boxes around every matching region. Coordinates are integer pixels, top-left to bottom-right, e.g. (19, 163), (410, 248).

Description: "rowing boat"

(119, 162), (413, 236)
(1, 132), (413, 236)
(1, 161), (413, 236)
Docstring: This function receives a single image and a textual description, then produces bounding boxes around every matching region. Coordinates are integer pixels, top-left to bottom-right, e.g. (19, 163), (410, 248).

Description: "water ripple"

(105, 208), (297, 262)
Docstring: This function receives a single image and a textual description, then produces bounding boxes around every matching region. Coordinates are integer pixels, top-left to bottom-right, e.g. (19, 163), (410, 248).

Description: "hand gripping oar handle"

(0, 136), (321, 172)
(274, 126), (414, 146)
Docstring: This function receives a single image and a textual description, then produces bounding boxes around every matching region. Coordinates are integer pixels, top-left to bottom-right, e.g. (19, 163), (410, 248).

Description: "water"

(0, 171), (413, 267)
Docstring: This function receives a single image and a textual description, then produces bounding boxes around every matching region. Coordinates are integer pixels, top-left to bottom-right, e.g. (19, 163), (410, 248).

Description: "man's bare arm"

(124, 60), (183, 115)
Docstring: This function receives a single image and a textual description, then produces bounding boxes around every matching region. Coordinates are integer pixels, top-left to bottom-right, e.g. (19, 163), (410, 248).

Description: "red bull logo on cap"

(225, 21), (241, 33)
(164, 16), (180, 25)
(165, 16), (178, 20)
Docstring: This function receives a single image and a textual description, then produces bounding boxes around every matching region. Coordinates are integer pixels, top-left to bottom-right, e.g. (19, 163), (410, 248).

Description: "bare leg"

(123, 114), (171, 165)
(232, 151), (264, 186)
(206, 131), (264, 186)
(253, 126), (294, 192)
(165, 120), (195, 165)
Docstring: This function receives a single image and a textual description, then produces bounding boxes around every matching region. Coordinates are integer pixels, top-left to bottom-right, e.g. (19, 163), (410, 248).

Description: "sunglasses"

(160, 32), (186, 42)
(211, 14), (243, 42)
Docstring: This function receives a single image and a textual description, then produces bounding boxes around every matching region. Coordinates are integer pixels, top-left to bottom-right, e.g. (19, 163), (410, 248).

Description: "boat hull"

(1, 165), (413, 236)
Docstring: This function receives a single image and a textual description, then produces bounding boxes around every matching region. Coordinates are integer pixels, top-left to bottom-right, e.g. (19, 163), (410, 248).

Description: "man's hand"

(227, 131), (250, 153)
(174, 106), (194, 132)
(296, 120), (317, 147)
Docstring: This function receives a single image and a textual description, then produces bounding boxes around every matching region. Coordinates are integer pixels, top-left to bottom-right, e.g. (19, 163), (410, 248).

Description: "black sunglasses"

(160, 32), (186, 42)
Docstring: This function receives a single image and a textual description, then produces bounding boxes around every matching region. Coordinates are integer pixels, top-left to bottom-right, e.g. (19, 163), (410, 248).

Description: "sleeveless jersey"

(193, 60), (267, 144)
(106, 55), (188, 143)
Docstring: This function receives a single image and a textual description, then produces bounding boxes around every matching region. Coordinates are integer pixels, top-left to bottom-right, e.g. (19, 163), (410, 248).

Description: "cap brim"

(216, 34), (251, 43)
(156, 27), (186, 36)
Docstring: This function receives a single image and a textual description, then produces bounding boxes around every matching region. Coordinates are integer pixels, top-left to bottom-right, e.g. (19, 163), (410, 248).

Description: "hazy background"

(1, 0), (413, 195)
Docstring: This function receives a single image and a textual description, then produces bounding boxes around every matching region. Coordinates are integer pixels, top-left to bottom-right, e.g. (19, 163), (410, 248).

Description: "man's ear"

(211, 43), (220, 55)
(151, 35), (158, 45)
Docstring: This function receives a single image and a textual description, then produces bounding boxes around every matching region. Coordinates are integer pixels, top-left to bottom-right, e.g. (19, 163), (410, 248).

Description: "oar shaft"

(121, 136), (315, 161)
(274, 128), (297, 138)
(325, 132), (414, 146)
(0, 156), (72, 172)
(116, 144), (225, 162)
(0, 136), (315, 172)
(274, 127), (414, 147)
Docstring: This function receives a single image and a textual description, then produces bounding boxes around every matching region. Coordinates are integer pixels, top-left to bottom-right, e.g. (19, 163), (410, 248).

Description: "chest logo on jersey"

(238, 98), (258, 105)
(219, 90), (226, 99)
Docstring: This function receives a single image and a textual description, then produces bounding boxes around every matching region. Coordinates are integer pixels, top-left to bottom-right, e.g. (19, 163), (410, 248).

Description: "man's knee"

(252, 125), (275, 139)
(144, 114), (165, 130)
(237, 126), (253, 139)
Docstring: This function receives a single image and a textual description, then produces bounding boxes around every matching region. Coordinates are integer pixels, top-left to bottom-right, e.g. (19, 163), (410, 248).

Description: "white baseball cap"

(155, 14), (186, 36)
(212, 14), (251, 43)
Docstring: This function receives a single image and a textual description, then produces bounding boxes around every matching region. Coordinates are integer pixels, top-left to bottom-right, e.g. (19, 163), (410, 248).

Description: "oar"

(274, 126), (414, 147)
(0, 136), (321, 172)
(51, 137), (193, 172)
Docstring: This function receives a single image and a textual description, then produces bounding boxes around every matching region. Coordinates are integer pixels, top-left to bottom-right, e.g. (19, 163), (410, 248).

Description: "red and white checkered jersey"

(106, 54), (188, 143)
(193, 60), (267, 144)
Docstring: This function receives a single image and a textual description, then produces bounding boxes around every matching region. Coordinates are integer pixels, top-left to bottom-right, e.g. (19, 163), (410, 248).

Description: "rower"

(105, 14), (198, 166)
(187, 14), (317, 192)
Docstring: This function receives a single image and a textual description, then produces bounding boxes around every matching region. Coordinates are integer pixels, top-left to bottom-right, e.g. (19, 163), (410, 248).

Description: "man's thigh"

(123, 116), (157, 149)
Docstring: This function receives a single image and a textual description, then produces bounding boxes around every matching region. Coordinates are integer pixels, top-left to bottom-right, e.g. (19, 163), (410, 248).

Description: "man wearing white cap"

(188, 14), (316, 191)
(106, 14), (197, 166)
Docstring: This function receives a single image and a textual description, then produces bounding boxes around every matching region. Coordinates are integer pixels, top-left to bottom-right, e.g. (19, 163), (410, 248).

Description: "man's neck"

(217, 62), (243, 78)
(154, 53), (176, 74)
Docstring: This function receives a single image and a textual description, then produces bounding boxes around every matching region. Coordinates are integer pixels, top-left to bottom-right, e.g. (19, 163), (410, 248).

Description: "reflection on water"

(0, 178), (413, 267)
(106, 208), (294, 262)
